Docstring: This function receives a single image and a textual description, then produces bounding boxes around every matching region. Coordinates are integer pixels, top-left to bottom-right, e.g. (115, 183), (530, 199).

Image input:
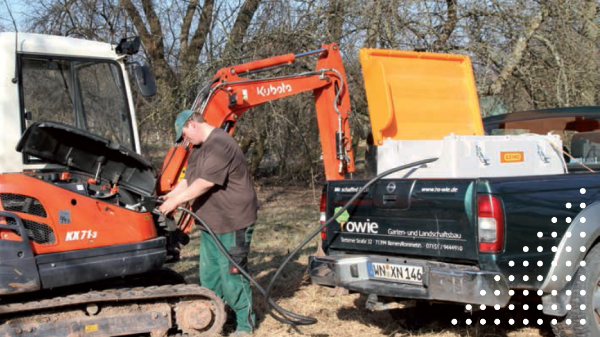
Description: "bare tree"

(432, 0), (458, 51)
(179, 0), (214, 73)
(327, 0), (344, 43)
(16, 0), (600, 181)
(483, 1), (549, 97)
(222, 0), (261, 61)
(119, 0), (176, 86)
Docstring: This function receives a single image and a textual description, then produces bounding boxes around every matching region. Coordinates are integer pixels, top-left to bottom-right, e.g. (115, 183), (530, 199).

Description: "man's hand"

(158, 198), (180, 215)
(156, 178), (214, 215)
(158, 179), (188, 202)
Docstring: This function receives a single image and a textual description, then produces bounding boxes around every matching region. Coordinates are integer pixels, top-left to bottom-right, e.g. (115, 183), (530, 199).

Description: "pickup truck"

(309, 106), (600, 337)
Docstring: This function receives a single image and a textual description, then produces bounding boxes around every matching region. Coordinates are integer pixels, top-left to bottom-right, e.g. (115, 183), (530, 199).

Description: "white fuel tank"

(377, 134), (566, 179)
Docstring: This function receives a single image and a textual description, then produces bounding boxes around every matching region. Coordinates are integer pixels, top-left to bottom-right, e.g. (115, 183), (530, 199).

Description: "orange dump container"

(359, 49), (484, 145)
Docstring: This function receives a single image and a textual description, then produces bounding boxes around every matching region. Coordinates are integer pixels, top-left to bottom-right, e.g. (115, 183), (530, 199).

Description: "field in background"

(172, 185), (552, 337)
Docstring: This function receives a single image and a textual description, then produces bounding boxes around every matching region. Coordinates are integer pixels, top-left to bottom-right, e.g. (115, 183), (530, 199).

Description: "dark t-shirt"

(185, 128), (258, 234)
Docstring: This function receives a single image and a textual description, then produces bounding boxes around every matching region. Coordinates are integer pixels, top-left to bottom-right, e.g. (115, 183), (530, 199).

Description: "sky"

(0, 0), (27, 32)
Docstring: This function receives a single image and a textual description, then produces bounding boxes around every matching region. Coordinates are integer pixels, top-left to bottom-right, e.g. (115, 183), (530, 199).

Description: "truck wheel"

(552, 244), (600, 337)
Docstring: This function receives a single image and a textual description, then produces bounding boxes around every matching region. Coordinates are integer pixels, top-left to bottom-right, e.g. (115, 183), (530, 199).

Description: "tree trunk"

(119, 0), (175, 86)
(179, 0), (199, 53)
(249, 130), (267, 177)
(327, 0), (344, 43)
(582, 0), (598, 43)
(364, 0), (379, 48)
(222, 0), (261, 61)
(487, 4), (548, 96)
(238, 136), (254, 155)
(533, 34), (568, 106)
(580, 0), (598, 104)
(180, 0), (215, 74)
(432, 0), (458, 51)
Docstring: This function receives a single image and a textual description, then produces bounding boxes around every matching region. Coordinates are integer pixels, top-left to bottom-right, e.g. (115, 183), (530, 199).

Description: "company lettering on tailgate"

(343, 220), (379, 234)
(500, 151), (524, 163)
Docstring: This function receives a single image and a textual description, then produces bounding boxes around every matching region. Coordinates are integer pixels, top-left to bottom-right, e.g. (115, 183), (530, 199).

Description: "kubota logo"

(500, 151), (524, 163)
(256, 82), (292, 97)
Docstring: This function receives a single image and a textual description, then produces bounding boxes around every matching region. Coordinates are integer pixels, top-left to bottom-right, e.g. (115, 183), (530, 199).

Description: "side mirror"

(133, 63), (156, 97)
(116, 36), (141, 55)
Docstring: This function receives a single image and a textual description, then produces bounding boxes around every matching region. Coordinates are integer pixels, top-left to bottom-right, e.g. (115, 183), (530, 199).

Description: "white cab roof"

(0, 32), (120, 60)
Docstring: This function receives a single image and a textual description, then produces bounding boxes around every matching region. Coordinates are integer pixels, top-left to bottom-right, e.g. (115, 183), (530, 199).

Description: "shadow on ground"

(333, 294), (555, 336)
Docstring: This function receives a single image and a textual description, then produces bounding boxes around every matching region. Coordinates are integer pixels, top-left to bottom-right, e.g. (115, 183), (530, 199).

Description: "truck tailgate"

(325, 179), (478, 261)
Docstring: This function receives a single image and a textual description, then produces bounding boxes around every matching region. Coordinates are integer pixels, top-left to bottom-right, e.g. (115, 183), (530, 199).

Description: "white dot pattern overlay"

(451, 195), (590, 327)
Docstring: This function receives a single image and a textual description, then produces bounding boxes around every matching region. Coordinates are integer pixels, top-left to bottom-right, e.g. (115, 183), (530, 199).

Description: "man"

(158, 109), (258, 336)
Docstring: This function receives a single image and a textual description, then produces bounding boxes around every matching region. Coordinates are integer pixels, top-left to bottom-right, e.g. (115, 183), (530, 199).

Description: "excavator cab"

(0, 33), (153, 174)
(0, 33), (225, 336)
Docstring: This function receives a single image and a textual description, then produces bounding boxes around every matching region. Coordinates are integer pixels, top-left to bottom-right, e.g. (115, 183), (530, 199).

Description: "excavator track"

(0, 284), (226, 337)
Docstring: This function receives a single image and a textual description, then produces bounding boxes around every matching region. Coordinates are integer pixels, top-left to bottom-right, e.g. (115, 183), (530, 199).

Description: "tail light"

(478, 195), (504, 253)
(319, 188), (327, 240)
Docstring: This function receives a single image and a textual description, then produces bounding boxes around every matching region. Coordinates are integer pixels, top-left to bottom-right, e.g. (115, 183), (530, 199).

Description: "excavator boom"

(158, 44), (354, 197)
(197, 43), (355, 180)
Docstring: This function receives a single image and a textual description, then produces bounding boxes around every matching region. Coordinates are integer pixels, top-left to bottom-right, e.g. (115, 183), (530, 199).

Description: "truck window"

(19, 56), (135, 152)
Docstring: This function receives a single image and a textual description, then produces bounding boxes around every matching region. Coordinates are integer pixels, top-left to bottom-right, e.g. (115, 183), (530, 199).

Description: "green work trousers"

(199, 224), (255, 332)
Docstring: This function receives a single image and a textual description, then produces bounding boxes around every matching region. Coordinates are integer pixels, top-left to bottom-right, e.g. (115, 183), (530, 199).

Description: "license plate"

(368, 262), (424, 284)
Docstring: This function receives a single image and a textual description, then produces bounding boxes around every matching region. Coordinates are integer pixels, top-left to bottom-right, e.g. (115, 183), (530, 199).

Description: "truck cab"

(0, 33), (153, 173)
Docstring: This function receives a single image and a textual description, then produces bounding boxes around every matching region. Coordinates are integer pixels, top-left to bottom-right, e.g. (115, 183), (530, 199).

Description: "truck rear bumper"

(309, 254), (510, 307)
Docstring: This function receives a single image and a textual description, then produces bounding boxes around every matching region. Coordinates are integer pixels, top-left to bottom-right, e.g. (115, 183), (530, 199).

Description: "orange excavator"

(0, 42), (353, 336)
(158, 43), (354, 191)
(157, 43), (355, 234)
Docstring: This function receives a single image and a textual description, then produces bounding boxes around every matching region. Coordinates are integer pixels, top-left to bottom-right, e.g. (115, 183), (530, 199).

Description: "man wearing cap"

(158, 109), (258, 336)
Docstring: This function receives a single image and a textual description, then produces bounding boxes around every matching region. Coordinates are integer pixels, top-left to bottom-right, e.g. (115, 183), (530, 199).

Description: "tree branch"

(119, 0), (174, 85)
(223, 0), (261, 61)
(533, 34), (568, 106)
(181, 0), (214, 72)
(487, 4), (548, 96)
(327, 0), (343, 43)
(180, 0), (199, 53)
(432, 0), (458, 51)
(119, 0), (152, 50)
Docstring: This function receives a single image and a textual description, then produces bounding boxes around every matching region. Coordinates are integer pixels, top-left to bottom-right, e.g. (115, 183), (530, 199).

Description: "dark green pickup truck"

(309, 107), (600, 337)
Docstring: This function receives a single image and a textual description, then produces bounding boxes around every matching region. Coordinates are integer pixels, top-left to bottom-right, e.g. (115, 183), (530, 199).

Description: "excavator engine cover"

(16, 121), (156, 196)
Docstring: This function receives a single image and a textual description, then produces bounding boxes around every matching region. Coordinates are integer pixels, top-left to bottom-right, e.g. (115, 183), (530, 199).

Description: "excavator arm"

(158, 43), (355, 196)
(193, 43), (354, 180)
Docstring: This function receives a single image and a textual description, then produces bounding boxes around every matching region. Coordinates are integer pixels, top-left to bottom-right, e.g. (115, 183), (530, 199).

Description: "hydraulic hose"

(174, 157), (438, 326)
(177, 207), (316, 325)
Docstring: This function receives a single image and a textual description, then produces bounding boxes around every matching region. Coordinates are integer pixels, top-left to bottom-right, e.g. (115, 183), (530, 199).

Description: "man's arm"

(160, 179), (189, 201)
(157, 178), (215, 214)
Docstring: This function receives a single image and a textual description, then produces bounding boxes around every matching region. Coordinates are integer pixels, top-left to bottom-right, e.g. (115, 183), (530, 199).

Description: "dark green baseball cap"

(174, 109), (194, 142)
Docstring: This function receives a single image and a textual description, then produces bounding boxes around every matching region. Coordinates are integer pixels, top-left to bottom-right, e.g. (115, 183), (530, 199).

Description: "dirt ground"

(172, 185), (555, 337)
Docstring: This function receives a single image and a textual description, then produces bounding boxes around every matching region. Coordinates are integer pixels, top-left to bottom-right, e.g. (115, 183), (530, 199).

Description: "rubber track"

(0, 284), (226, 336)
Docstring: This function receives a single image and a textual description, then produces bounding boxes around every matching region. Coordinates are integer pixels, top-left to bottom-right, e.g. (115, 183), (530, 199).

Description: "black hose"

(176, 157), (438, 326)
(177, 207), (315, 325)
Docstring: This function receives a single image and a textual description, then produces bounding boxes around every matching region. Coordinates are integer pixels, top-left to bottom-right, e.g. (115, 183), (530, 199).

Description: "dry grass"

(172, 185), (554, 337)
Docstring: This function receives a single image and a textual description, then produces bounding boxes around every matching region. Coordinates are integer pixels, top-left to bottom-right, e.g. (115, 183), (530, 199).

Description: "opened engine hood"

(16, 122), (156, 195)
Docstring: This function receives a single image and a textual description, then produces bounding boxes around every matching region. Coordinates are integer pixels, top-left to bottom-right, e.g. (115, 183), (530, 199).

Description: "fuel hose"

(174, 157), (438, 326)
